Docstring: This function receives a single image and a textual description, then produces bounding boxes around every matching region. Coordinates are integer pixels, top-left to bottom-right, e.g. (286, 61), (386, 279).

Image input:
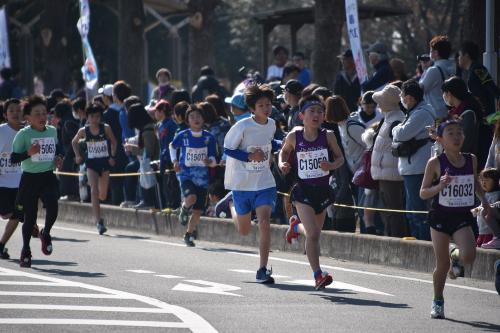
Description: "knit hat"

(372, 85), (401, 111)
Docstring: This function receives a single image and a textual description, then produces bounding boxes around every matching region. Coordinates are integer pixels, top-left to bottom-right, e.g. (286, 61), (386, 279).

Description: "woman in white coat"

(371, 85), (409, 237)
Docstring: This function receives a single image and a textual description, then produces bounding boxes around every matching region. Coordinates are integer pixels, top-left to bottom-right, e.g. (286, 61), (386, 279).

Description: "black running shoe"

(0, 244), (9, 259)
(40, 228), (53, 255)
(97, 220), (107, 235)
(184, 232), (195, 247)
(19, 248), (32, 268)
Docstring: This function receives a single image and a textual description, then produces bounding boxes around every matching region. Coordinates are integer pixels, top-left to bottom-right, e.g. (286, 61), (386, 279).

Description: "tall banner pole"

(345, 0), (368, 85)
(77, 0), (98, 102)
(0, 6), (11, 71)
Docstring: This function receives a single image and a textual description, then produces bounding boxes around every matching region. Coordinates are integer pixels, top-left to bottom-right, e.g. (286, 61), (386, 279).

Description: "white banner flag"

(77, 0), (98, 90)
(345, 0), (368, 84)
(0, 6), (11, 69)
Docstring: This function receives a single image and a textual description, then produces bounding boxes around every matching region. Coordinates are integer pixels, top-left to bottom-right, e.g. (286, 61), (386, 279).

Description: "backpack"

(346, 119), (366, 146)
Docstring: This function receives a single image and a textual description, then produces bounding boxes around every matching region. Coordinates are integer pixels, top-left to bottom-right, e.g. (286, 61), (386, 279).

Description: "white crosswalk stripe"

(0, 266), (217, 332)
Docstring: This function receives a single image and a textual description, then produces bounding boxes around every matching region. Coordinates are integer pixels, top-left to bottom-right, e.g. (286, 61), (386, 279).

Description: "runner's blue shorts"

(232, 187), (276, 215)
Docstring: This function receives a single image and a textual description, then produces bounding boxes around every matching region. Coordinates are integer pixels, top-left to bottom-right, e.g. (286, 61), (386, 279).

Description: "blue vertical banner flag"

(345, 0), (368, 84)
(77, 0), (98, 90)
(0, 6), (11, 69)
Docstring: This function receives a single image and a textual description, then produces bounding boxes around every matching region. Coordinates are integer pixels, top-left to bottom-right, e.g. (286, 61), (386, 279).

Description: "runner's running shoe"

(40, 228), (53, 255)
(430, 300), (445, 319)
(314, 271), (333, 290)
(482, 237), (500, 249)
(0, 244), (9, 259)
(256, 267), (274, 284)
(285, 215), (301, 244)
(495, 259), (500, 295)
(97, 219), (107, 235)
(183, 232), (195, 247)
(178, 205), (191, 226)
(19, 248), (32, 268)
(448, 244), (463, 279)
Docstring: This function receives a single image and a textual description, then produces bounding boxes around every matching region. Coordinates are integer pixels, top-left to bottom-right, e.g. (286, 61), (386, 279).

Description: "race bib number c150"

(185, 147), (208, 167)
(297, 149), (329, 179)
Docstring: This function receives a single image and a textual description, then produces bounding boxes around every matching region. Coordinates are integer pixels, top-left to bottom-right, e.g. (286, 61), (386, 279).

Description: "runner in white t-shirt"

(0, 99), (38, 259)
(224, 84), (281, 284)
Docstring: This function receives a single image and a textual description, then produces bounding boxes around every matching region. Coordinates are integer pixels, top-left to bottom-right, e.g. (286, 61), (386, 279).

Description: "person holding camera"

(392, 79), (435, 240)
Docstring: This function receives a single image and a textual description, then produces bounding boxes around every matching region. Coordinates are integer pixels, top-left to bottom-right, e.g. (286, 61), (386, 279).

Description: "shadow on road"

(113, 234), (151, 240)
(202, 247), (258, 255)
(262, 283), (356, 294)
(445, 318), (500, 332)
(31, 267), (106, 278)
(52, 236), (89, 243)
(29, 259), (78, 266)
(319, 294), (411, 308)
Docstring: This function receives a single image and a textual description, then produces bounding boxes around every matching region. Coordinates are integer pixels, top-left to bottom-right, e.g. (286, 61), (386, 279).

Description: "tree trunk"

(187, 0), (219, 88)
(117, 0), (145, 98)
(312, 0), (345, 89)
(462, 0), (485, 53)
(39, 0), (70, 94)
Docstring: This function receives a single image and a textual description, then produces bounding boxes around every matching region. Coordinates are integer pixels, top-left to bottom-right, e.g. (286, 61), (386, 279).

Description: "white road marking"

(285, 280), (393, 296)
(126, 270), (156, 274)
(0, 319), (191, 328)
(52, 224), (498, 295)
(156, 274), (184, 279)
(0, 281), (72, 286)
(0, 266), (217, 332)
(0, 304), (172, 313)
(173, 280), (242, 297)
(0, 291), (131, 299)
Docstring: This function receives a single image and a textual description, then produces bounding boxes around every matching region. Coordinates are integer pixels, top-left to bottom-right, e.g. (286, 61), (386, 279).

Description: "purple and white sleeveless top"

(432, 153), (475, 212)
(294, 128), (331, 186)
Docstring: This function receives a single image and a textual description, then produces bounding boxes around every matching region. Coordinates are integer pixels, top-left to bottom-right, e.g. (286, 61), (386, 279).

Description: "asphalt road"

(0, 220), (498, 333)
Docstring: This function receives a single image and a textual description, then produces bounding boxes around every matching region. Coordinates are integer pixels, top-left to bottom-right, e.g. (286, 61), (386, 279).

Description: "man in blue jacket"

(362, 42), (394, 92)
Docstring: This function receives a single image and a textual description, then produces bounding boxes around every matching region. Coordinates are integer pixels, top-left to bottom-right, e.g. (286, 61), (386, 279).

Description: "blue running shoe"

(256, 267), (274, 284)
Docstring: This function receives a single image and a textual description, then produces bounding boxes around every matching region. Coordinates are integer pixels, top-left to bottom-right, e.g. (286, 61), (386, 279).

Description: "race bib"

(438, 175), (475, 207)
(297, 149), (329, 179)
(185, 147), (207, 167)
(245, 144), (271, 172)
(87, 140), (109, 159)
(0, 152), (21, 175)
(31, 137), (56, 162)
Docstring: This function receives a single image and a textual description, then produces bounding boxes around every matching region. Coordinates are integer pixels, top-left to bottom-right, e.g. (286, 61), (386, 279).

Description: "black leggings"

(17, 171), (59, 250)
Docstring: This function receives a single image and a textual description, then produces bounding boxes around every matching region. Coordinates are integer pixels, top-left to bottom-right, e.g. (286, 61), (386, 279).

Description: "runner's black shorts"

(290, 182), (335, 215)
(180, 179), (207, 211)
(427, 210), (474, 237)
(16, 171), (60, 211)
(0, 187), (23, 221)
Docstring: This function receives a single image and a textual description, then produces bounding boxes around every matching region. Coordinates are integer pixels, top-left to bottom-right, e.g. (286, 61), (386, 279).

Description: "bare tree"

(187, 0), (220, 87)
(39, 0), (70, 93)
(312, 0), (344, 88)
(117, 0), (145, 97)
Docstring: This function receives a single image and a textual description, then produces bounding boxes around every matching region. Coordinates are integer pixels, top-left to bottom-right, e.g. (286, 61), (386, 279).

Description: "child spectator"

(473, 168), (500, 247)
(207, 181), (227, 217)
(170, 104), (217, 246)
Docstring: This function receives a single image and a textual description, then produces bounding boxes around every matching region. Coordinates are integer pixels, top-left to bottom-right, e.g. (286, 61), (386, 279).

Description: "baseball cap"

(224, 93), (247, 110)
(98, 84), (113, 97)
(280, 79), (303, 96)
(367, 42), (388, 54)
(337, 49), (353, 58)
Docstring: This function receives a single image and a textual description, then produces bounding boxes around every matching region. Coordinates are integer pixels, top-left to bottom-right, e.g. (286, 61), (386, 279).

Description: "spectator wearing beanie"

(392, 79), (434, 240)
(281, 79), (304, 130)
(362, 42), (394, 92)
(371, 85), (408, 237)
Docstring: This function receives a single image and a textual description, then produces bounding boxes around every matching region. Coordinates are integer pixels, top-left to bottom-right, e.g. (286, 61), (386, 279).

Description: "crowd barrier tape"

(53, 169), (430, 215)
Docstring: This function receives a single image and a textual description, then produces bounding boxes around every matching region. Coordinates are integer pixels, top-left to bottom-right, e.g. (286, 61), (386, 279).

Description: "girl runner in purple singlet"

(420, 120), (490, 319)
(278, 94), (344, 290)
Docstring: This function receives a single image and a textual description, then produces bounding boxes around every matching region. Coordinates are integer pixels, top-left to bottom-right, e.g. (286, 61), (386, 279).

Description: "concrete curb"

(43, 201), (500, 282)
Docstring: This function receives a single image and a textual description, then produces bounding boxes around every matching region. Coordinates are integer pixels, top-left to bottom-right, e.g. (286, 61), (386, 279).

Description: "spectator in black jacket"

(362, 42), (394, 92)
(458, 41), (500, 116)
(334, 50), (361, 112)
(191, 66), (228, 103)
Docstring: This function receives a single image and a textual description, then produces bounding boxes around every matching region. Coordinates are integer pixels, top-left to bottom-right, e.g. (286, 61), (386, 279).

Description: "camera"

(417, 54), (431, 62)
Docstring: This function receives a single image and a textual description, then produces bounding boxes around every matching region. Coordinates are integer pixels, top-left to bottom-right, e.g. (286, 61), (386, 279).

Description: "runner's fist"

(249, 149), (265, 162)
(75, 155), (83, 165)
(28, 142), (40, 156)
(173, 161), (180, 173)
(320, 161), (332, 171)
(279, 161), (291, 174)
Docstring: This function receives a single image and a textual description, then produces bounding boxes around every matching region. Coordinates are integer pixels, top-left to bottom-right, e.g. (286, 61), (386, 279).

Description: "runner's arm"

(419, 157), (443, 200)
(71, 127), (86, 160)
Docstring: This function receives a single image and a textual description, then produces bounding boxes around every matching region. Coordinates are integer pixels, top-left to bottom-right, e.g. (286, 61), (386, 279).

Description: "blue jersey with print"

(171, 129), (216, 188)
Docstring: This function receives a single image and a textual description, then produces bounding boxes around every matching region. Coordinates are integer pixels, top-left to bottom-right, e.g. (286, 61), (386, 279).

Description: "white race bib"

(245, 144), (271, 172)
(31, 137), (56, 162)
(87, 140), (109, 159)
(0, 152), (21, 175)
(297, 149), (329, 179)
(438, 175), (475, 207)
(185, 147), (208, 167)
